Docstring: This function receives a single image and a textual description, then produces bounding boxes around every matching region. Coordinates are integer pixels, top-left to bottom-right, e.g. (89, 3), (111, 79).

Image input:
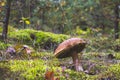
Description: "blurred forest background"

(1, 0), (120, 51)
(0, 0), (119, 35)
(0, 0), (120, 80)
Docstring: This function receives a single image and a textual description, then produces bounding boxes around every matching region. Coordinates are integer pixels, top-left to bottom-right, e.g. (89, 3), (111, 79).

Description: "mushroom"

(54, 38), (86, 71)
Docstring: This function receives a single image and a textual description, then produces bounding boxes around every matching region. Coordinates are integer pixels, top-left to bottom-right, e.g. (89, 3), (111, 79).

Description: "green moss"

(1, 55), (119, 80)
(9, 60), (47, 80)
(0, 52), (94, 80)
(35, 30), (69, 49)
(9, 29), (32, 43)
(0, 51), (63, 80)
(9, 29), (69, 49)
(107, 64), (120, 79)
(0, 41), (11, 50)
(115, 53), (120, 60)
(0, 26), (2, 33)
(1, 26), (69, 50)
(94, 63), (120, 80)
(2, 26), (120, 80)
(1, 57), (61, 80)
(66, 70), (87, 80)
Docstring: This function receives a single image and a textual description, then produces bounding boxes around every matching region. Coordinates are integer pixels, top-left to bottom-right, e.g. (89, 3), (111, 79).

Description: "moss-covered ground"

(0, 26), (120, 80)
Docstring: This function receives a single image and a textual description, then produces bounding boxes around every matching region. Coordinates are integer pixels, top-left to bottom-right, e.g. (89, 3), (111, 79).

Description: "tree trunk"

(42, 8), (45, 25)
(114, 4), (119, 51)
(2, 0), (11, 41)
(114, 4), (119, 39)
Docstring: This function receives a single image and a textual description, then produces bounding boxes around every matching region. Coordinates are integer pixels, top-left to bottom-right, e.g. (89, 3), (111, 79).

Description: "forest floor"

(0, 27), (120, 80)
(0, 51), (120, 80)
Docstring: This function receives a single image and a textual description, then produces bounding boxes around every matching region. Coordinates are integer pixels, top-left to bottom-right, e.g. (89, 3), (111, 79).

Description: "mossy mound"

(9, 29), (69, 50)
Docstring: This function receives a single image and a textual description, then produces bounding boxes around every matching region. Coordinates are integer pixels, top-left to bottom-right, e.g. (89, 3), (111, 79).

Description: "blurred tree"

(114, 3), (119, 39)
(2, 0), (12, 41)
(0, 0), (6, 23)
(99, 0), (120, 38)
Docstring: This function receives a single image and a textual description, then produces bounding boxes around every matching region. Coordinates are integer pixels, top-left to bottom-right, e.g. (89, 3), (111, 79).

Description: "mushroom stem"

(71, 52), (83, 71)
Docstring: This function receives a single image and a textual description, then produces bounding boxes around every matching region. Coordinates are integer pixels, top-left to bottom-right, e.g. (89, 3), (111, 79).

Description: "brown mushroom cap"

(54, 38), (86, 58)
